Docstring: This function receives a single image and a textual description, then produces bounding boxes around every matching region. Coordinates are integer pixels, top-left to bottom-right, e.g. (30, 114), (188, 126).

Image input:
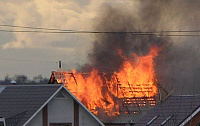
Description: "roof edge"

(179, 105), (200, 126)
(23, 85), (62, 126)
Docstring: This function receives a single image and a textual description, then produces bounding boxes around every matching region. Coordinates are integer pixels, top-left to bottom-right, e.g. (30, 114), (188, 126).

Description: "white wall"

(26, 89), (102, 126)
(79, 105), (101, 126)
(48, 92), (74, 126)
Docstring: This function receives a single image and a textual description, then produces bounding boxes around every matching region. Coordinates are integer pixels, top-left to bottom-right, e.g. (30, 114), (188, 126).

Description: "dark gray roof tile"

(0, 85), (61, 126)
(135, 95), (200, 126)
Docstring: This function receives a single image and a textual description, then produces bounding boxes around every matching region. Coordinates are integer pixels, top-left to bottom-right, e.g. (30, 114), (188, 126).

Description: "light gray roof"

(135, 95), (200, 126)
(0, 84), (61, 126)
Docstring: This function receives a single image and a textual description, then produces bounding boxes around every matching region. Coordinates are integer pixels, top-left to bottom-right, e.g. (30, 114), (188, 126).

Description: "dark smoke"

(82, 0), (200, 95)
(88, 3), (168, 73)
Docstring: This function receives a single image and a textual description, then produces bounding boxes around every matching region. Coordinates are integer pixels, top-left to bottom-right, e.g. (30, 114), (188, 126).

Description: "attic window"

(55, 92), (66, 99)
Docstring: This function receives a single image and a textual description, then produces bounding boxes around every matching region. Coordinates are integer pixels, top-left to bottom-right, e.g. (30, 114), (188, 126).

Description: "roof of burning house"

(135, 95), (200, 126)
(0, 84), (104, 126)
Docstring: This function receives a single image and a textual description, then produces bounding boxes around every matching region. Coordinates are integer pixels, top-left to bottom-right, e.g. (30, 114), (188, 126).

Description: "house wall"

(27, 110), (42, 126)
(26, 89), (102, 126)
(185, 111), (200, 126)
(79, 105), (100, 126)
(48, 93), (74, 126)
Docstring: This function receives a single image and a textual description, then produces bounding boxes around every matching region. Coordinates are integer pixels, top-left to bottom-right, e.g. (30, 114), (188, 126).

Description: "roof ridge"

(5, 84), (62, 87)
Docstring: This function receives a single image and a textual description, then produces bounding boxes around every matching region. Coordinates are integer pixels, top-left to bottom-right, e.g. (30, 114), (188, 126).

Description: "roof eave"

(179, 105), (200, 126)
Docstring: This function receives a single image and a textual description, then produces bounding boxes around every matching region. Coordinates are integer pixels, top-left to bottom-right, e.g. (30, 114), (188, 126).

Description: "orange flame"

(115, 46), (159, 98)
(58, 46), (161, 116)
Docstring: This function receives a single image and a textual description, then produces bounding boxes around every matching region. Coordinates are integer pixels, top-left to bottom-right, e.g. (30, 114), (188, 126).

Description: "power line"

(1, 29), (200, 37)
(1, 24), (200, 37)
(1, 24), (200, 33)
(0, 29), (163, 34)
(0, 58), (57, 64)
(0, 24), (74, 32)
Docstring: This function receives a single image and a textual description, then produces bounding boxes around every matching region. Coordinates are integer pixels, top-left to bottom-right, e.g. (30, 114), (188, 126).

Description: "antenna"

(58, 61), (62, 69)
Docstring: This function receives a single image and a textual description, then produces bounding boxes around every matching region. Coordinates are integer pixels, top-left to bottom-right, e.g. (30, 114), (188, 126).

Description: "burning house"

(48, 45), (169, 125)
(49, 69), (158, 125)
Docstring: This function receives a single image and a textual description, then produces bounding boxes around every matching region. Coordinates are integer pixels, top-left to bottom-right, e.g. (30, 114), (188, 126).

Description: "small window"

(50, 123), (72, 126)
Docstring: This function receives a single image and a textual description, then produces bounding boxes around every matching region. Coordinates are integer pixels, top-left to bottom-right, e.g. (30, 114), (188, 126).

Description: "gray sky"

(0, 0), (107, 79)
(1, 0), (200, 82)
(0, 0), (140, 79)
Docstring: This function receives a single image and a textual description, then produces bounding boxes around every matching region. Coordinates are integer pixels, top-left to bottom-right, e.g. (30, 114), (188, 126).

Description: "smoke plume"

(89, 3), (168, 73)
(84, 0), (200, 95)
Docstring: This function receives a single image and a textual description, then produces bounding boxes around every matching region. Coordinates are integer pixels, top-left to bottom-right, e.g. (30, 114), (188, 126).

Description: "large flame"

(58, 46), (160, 116)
